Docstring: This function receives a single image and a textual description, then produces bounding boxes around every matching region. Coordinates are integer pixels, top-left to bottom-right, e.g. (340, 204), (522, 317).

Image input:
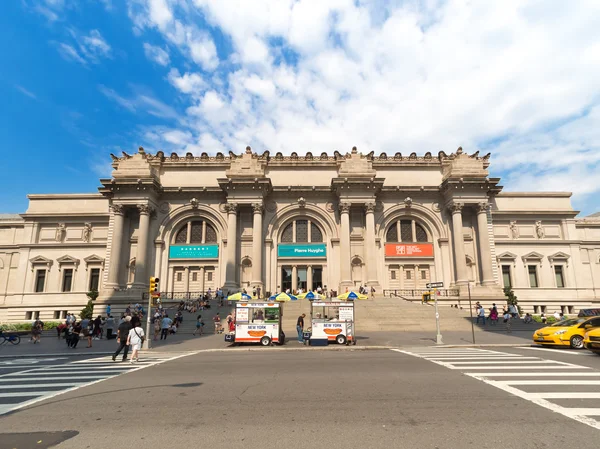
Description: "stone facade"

(0, 146), (599, 322)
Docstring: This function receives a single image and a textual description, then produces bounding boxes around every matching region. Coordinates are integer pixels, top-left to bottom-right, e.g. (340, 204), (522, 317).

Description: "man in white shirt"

(127, 320), (145, 363)
(554, 311), (561, 321)
(160, 315), (173, 340)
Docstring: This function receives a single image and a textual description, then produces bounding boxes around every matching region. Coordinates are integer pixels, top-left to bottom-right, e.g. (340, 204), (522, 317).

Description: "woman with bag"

(126, 317), (145, 364)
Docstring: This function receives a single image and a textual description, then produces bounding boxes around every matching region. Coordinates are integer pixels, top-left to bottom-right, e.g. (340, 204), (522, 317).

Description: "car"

(532, 316), (600, 349)
(583, 327), (600, 355)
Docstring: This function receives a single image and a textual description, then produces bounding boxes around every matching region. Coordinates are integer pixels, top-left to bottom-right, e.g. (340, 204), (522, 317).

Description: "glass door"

(281, 266), (292, 293)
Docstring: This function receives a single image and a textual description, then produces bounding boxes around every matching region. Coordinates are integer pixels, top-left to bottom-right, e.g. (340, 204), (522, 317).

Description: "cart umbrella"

(297, 291), (326, 301)
(227, 292), (252, 301)
(337, 291), (368, 301)
(269, 292), (298, 302)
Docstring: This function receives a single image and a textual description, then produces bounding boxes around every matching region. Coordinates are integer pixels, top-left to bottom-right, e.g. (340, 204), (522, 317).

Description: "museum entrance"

(280, 265), (323, 294)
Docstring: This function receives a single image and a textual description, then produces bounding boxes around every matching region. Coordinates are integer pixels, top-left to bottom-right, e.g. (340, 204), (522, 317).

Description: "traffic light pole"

(143, 291), (152, 350)
(434, 287), (443, 345)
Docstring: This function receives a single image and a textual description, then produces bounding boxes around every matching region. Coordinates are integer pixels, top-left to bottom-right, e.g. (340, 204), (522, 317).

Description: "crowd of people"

(472, 302), (568, 333)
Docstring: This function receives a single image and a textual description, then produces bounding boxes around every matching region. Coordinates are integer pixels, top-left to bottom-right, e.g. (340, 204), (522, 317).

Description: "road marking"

(425, 356), (530, 360)
(393, 347), (600, 431)
(522, 347), (591, 356)
(526, 393), (600, 399)
(503, 380), (600, 385)
(0, 351), (199, 416)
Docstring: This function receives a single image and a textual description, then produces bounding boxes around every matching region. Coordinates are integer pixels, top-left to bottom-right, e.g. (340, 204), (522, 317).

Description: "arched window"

(174, 220), (218, 244)
(280, 219), (324, 243)
(386, 219), (430, 242)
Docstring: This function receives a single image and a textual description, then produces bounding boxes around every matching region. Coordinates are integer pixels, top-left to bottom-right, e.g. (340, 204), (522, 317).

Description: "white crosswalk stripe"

(393, 347), (600, 431)
(0, 351), (197, 416)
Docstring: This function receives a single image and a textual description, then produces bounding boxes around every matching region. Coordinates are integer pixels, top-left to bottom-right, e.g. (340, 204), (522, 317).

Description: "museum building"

(0, 146), (599, 322)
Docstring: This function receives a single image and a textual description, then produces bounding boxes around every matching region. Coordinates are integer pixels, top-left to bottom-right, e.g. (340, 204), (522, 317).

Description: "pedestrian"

(503, 310), (512, 333)
(112, 316), (132, 362)
(193, 314), (204, 336)
(106, 303), (111, 317)
(31, 317), (43, 344)
(297, 313), (306, 343)
(93, 315), (102, 340)
(252, 287), (257, 298)
(213, 313), (221, 334)
(370, 286), (376, 299)
(153, 317), (161, 341)
(524, 313), (533, 324)
(553, 311), (561, 321)
(161, 314), (173, 340)
(476, 306), (486, 325)
(69, 321), (82, 348)
(489, 307), (498, 325)
(127, 317), (145, 364)
(541, 313), (547, 324)
(106, 315), (116, 339)
(80, 317), (92, 347)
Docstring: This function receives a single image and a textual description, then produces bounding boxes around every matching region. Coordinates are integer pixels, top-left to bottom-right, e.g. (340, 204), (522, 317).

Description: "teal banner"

(169, 245), (219, 259)
(278, 243), (326, 258)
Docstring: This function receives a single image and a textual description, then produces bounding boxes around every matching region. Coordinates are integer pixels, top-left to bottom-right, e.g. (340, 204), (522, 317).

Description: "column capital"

(110, 204), (126, 215)
(252, 202), (264, 214)
(137, 204), (154, 215)
(476, 202), (489, 213)
(450, 202), (464, 213)
(339, 202), (351, 214)
(225, 202), (238, 214)
(364, 201), (376, 213)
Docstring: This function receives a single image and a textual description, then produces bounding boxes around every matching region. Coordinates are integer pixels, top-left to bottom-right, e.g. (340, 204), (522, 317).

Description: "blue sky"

(1, 0), (599, 215)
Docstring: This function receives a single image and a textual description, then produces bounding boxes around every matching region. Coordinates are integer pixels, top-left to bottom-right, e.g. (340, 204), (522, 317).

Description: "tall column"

(451, 203), (468, 285)
(107, 204), (126, 288)
(223, 203), (238, 292)
(199, 266), (206, 294)
(476, 202), (495, 286)
(307, 265), (313, 291)
(292, 265), (298, 293)
(365, 202), (379, 286)
(167, 265), (174, 293)
(183, 267), (190, 293)
(134, 204), (153, 287)
(251, 203), (264, 290)
(339, 202), (352, 288)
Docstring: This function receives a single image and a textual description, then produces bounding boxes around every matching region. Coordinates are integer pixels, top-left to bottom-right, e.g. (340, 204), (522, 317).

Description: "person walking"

(80, 317), (92, 348)
(213, 313), (222, 334)
(193, 315), (204, 336)
(126, 317), (145, 364)
(153, 317), (161, 341)
(476, 306), (486, 325)
(31, 318), (43, 344)
(297, 313), (306, 343)
(160, 314), (173, 340)
(503, 310), (512, 333)
(112, 316), (132, 362)
(69, 321), (82, 348)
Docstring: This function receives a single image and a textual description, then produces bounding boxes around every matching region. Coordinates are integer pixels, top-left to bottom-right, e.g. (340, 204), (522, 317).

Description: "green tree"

(503, 287), (522, 315)
(80, 289), (99, 319)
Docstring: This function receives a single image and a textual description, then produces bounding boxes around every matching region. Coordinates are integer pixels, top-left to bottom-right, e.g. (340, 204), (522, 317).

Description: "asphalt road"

(1, 347), (600, 449)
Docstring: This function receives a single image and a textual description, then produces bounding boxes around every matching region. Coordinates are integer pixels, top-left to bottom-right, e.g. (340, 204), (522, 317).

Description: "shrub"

(503, 287), (523, 315)
(80, 289), (99, 319)
(1, 321), (61, 332)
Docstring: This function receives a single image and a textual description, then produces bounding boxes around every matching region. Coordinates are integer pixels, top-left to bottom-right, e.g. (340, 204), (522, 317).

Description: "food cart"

(225, 301), (285, 346)
(309, 301), (356, 345)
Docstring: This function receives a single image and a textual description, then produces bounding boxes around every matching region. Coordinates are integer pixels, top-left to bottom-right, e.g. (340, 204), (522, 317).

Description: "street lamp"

(467, 280), (475, 344)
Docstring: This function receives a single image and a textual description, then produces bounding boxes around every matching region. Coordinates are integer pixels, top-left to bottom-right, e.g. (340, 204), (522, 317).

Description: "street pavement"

(1, 347), (600, 448)
(0, 352), (196, 417)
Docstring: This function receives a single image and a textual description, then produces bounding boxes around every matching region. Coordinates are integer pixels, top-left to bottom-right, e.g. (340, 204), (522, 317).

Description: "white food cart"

(309, 301), (356, 345)
(225, 301), (285, 346)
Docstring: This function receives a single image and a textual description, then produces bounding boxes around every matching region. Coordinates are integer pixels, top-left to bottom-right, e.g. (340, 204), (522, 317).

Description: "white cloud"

(124, 0), (600, 211)
(82, 30), (111, 59)
(57, 42), (88, 65)
(98, 85), (137, 112)
(55, 29), (112, 66)
(15, 85), (38, 100)
(168, 68), (206, 94)
(144, 42), (170, 65)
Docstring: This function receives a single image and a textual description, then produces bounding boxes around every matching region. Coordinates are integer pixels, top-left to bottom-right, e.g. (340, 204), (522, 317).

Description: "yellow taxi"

(583, 327), (600, 355)
(533, 316), (600, 349)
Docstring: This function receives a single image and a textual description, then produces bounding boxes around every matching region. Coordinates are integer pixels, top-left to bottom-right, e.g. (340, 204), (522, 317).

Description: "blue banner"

(169, 245), (219, 259)
(277, 243), (326, 258)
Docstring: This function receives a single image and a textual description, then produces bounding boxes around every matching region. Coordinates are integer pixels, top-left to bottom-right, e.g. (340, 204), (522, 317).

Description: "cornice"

(20, 243), (107, 249)
(494, 240), (599, 245)
(491, 210), (579, 217)
(496, 192), (573, 198)
(26, 194), (105, 199)
(20, 213), (110, 219)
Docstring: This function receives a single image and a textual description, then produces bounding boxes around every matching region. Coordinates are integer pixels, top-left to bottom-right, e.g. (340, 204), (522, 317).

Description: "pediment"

(522, 251), (544, 262)
(29, 255), (53, 265)
(496, 251), (517, 260)
(84, 254), (105, 264)
(548, 251), (570, 261)
(57, 255), (81, 265)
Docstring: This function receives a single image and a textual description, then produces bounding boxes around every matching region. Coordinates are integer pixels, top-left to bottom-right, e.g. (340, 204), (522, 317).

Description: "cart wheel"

(336, 334), (347, 345)
(352, 339), (356, 345)
(260, 336), (271, 346)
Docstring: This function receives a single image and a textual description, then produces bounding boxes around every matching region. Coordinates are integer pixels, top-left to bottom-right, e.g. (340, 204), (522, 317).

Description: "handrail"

(383, 289), (460, 298)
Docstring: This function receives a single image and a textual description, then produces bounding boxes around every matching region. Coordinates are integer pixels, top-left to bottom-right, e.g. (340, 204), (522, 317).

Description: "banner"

(385, 243), (434, 257)
(277, 243), (326, 258)
(169, 244), (219, 259)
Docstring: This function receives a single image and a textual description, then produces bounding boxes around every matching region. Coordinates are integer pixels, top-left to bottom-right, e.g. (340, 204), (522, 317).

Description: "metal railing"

(383, 289), (460, 298)
(141, 291), (209, 301)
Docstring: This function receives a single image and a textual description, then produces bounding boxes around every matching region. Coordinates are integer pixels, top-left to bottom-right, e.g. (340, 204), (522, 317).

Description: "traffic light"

(149, 277), (160, 297)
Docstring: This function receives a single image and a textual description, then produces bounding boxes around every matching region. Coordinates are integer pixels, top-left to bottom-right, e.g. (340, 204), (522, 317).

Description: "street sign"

(426, 282), (444, 289)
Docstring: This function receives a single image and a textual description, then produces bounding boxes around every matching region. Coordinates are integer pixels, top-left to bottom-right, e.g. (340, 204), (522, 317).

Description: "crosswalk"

(394, 347), (600, 431)
(0, 352), (197, 416)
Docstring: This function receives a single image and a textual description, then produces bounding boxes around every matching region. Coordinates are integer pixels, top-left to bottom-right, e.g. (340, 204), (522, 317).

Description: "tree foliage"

(80, 289), (98, 319)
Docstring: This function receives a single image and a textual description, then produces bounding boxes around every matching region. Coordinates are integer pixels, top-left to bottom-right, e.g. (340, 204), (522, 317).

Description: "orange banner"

(385, 243), (434, 257)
